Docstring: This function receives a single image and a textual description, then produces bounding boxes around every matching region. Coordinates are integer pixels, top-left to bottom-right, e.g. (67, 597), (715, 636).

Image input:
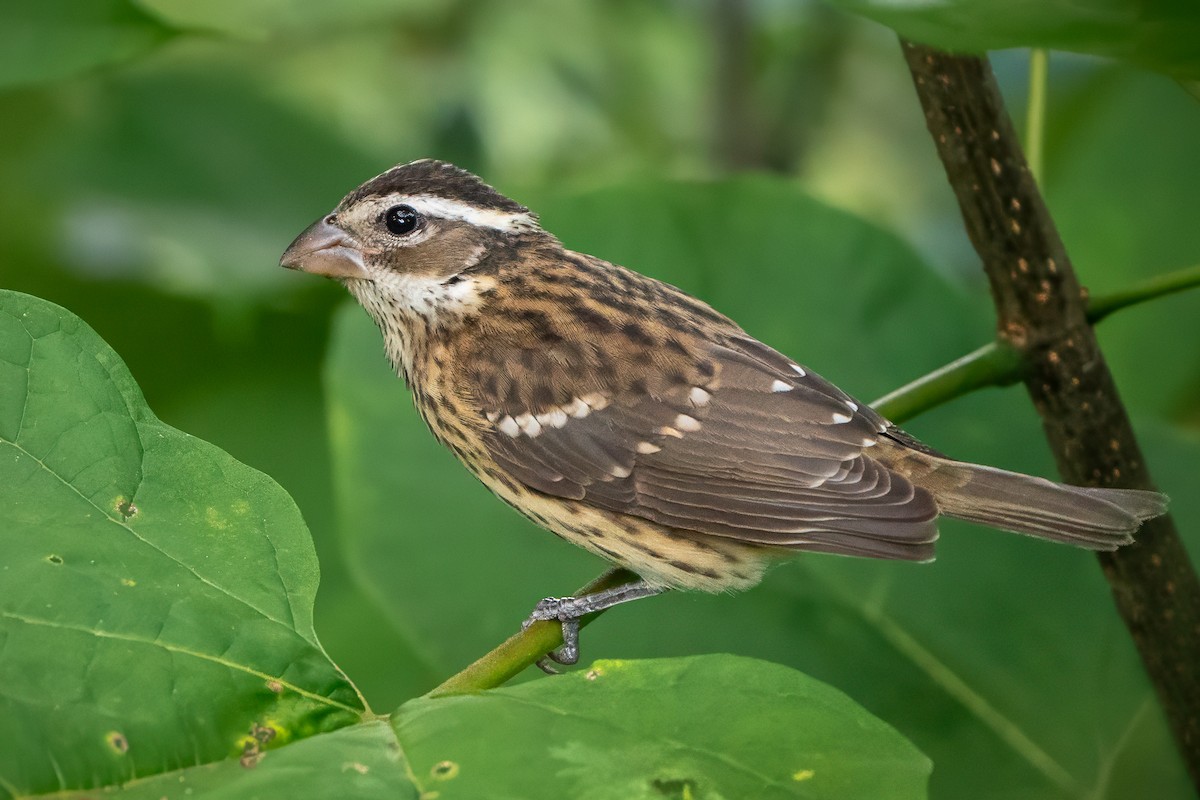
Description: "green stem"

(1086, 262), (1200, 323)
(871, 260), (1200, 423)
(1025, 49), (1049, 181)
(428, 262), (1200, 698)
(870, 342), (1023, 425)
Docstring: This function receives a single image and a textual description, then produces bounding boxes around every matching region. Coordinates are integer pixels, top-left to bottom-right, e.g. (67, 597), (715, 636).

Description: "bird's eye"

(383, 205), (421, 236)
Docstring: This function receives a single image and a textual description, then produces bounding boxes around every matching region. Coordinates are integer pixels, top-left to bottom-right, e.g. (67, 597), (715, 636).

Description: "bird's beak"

(280, 217), (368, 280)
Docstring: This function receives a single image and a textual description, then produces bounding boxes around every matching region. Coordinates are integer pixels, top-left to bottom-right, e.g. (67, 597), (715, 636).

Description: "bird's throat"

(347, 272), (494, 387)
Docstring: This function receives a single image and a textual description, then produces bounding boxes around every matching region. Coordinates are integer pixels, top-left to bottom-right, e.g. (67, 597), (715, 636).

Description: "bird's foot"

(521, 580), (661, 673)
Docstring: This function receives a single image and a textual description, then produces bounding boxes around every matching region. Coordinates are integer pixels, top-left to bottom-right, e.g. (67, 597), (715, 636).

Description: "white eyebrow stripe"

(392, 194), (538, 232)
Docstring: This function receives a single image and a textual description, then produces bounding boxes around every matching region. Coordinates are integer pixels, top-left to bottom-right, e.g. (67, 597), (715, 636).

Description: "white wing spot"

(862, 438), (877, 447)
(538, 409), (569, 429)
(497, 416), (520, 437)
(485, 411), (500, 423)
(771, 379), (793, 393)
(565, 398), (590, 418)
(790, 363), (807, 376)
(515, 413), (542, 437)
(688, 387), (712, 407)
(831, 412), (852, 424)
(581, 393), (610, 411)
(609, 465), (632, 478)
(845, 401), (859, 412)
(636, 441), (662, 454)
(674, 414), (702, 432)
(658, 426), (683, 439)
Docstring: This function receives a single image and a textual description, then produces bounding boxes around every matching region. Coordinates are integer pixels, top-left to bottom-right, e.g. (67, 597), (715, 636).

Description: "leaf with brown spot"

(0, 291), (364, 796)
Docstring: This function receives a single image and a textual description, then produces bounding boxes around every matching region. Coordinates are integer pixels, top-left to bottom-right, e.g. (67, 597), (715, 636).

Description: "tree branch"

(900, 39), (1200, 789)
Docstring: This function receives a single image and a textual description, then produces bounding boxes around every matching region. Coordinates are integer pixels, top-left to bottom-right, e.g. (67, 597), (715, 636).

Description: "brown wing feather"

(473, 332), (939, 561)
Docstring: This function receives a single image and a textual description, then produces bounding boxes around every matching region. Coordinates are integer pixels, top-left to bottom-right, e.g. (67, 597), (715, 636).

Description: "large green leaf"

(393, 656), (930, 800)
(825, 0), (1200, 79)
(44, 656), (928, 799)
(0, 290), (364, 798)
(0, 0), (175, 89)
(323, 178), (1195, 798)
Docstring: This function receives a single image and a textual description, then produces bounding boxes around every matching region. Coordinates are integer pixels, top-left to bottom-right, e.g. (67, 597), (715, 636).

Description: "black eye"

(383, 205), (421, 235)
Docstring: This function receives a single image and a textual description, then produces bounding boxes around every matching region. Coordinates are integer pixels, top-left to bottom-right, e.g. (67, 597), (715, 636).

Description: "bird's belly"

(473, 468), (772, 593)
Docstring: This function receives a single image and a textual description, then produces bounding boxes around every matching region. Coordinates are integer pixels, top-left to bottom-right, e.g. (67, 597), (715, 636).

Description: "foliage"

(1, 1), (1198, 798)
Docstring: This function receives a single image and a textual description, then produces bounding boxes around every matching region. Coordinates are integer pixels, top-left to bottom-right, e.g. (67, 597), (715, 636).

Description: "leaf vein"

(0, 610), (361, 715)
(0, 438), (294, 631)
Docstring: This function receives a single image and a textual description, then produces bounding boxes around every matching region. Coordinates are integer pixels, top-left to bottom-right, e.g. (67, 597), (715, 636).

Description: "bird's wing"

(471, 335), (939, 560)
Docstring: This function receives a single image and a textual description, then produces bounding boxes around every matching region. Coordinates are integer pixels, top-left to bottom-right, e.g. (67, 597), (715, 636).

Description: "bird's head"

(281, 159), (545, 323)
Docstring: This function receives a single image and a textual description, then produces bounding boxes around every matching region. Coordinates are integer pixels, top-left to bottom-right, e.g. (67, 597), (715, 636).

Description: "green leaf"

(0, 290), (364, 798)
(51, 722), (419, 800)
(0, 0), (175, 89)
(42, 656), (926, 798)
(393, 656), (930, 800)
(825, 0), (1200, 80)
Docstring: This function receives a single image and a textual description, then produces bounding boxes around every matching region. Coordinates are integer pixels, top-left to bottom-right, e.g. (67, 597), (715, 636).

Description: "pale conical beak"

(280, 217), (368, 279)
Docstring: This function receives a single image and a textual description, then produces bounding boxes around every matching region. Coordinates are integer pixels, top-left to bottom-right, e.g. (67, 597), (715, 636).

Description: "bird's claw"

(523, 597), (582, 671)
(520, 581), (660, 673)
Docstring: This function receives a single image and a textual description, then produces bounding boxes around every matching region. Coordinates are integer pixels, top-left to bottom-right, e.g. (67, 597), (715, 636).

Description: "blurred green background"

(2, 1), (1198, 798)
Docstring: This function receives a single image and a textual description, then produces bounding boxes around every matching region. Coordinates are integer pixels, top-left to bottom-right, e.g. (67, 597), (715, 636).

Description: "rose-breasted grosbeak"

(281, 159), (1165, 664)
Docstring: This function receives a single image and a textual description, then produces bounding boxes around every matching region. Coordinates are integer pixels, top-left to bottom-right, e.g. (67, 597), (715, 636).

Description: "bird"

(281, 159), (1167, 666)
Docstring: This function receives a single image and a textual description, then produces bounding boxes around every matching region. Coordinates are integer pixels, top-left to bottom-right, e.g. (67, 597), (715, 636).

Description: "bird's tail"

(923, 458), (1167, 549)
